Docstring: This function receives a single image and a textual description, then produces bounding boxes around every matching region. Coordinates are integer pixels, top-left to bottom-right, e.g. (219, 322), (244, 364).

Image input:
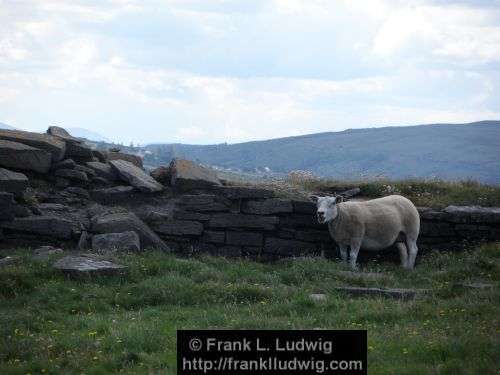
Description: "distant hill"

(67, 128), (111, 142)
(143, 121), (500, 184)
(0, 122), (16, 130)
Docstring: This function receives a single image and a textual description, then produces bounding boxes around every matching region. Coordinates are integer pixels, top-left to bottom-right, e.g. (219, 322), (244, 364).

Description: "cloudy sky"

(1, 0), (499, 144)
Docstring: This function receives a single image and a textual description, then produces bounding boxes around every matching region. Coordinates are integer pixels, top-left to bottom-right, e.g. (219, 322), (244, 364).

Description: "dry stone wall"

(140, 187), (500, 259)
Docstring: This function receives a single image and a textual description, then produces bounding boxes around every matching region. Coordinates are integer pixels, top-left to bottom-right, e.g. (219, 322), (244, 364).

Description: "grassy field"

(0, 244), (499, 374)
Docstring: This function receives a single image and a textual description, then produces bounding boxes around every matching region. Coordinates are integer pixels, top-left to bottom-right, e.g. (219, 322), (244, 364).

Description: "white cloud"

(372, 3), (500, 63)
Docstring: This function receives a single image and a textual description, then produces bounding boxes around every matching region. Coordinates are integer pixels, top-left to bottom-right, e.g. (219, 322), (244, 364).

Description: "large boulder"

(0, 215), (74, 239)
(47, 126), (94, 161)
(0, 129), (65, 162)
(170, 158), (221, 190)
(107, 151), (143, 168)
(109, 160), (163, 193)
(86, 161), (116, 181)
(0, 140), (52, 173)
(0, 168), (28, 196)
(90, 212), (169, 251)
(91, 231), (141, 251)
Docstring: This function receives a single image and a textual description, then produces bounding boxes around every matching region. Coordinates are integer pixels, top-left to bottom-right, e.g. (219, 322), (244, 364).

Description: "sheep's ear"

(309, 195), (320, 203)
(335, 195), (344, 203)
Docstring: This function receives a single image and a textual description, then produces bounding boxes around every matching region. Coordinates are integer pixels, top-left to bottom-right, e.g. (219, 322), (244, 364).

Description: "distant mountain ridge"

(66, 128), (111, 142)
(0, 122), (16, 130)
(142, 121), (500, 184)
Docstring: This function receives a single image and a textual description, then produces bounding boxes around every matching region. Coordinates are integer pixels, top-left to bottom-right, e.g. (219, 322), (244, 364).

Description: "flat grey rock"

(0, 140), (52, 173)
(170, 158), (221, 190)
(53, 256), (126, 275)
(335, 286), (428, 300)
(0, 168), (28, 196)
(0, 129), (66, 162)
(0, 215), (74, 239)
(91, 212), (169, 251)
(109, 160), (163, 193)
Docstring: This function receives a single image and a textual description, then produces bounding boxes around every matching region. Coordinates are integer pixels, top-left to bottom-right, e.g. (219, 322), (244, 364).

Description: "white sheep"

(310, 195), (420, 270)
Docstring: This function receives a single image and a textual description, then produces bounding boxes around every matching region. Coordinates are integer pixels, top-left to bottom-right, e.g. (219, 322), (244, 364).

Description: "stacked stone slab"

(0, 129), (66, 161)
(0, 140), (52, 173)
(145, 187), (332, 258)
(419, 206), (500, 246)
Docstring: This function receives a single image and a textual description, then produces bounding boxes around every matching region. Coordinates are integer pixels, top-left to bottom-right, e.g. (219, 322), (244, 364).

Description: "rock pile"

(0, 127), (172, 251)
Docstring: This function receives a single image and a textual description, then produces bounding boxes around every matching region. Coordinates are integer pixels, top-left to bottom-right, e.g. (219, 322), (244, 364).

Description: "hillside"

(143, 121), (500, 184)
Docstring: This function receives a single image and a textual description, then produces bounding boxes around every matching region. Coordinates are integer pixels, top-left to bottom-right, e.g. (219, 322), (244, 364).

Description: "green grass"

(1, 243), (499, 374)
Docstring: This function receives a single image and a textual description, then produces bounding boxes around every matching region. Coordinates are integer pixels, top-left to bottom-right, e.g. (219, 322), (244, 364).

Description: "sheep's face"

(310, 196), (341, 224)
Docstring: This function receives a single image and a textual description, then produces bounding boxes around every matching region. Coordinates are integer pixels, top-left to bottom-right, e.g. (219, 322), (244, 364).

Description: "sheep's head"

(309, 195), (344, 224)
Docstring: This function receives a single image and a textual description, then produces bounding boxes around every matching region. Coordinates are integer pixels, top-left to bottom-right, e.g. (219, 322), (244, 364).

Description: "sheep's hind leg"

(338, 245), (348, 264)
(349, 239), (362, 270)
(395, 242), (408, 268)
(406, 238), (419, 269)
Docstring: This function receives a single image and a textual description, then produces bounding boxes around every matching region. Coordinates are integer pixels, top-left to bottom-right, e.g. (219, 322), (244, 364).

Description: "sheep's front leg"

(349, 239), (362, 270)
(338, 245), (348, 264)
